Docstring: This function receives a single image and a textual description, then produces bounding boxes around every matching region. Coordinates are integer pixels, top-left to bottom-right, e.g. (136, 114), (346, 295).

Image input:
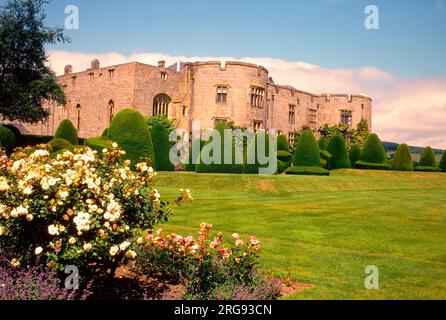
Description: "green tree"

(146, 114), (175, 133)
(439, 150), (446, 172)
(327, 134), (351, 169)
(0, 0), (68, 123)
(351, 119), (370, 146)
(54, 119), (78, 145)
(293, 130), (320, 167)
(360, 134), (387, 164)
(318, 137), (328, 151)
(391, 144), (413, 171)
(419, 147), (437, 167)
(150, 123), (174, 171)
(318, 124), (349, 141)
(349, 144), (362, 168)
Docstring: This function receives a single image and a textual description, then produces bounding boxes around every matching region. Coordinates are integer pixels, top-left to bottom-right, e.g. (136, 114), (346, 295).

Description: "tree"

(440, 150), (446, 172)
(54, 119), (78, 145)
(351, 119), (370, 147)
(419, 147), (437, 167)
(318, 124), (349, 141)
(0, 0), (68, 123)
(146, 114), (175, 133)
(327, 134), (351, 169)
(293, 130), (320, 167)
(360, 134), (387, 164)
(391, 144), (413, 171)
(349, 144), (362, 168)
(318, 137), (328, 151)
(150, 123), (174, 171)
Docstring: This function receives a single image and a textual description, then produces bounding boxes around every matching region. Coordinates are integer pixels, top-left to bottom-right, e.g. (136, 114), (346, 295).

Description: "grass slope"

(155, 170), (446, 300)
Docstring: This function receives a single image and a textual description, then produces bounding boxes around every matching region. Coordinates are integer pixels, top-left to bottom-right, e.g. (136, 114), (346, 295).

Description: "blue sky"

(38, 0), (446, 77)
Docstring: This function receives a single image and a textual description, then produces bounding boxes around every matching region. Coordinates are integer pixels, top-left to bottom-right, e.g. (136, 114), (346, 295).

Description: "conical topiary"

(318, 137), (328, 151)
(277, 134), (290, 153)
(327, 135), (351, 169)
(150, 123), (173, 171)
(109, 108), (155, 168)
(419, 147), (437, 167)
(440, 150), (446, 172)
(391, 144), (413, 171)
(349, 144), (361, 168)
(293, 130), (320, 167)
(54, 119), (79, 145)
(359, 133), (387, 164)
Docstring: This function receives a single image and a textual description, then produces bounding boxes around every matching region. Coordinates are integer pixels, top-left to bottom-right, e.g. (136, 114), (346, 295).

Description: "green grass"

(155, 170), (446, 300)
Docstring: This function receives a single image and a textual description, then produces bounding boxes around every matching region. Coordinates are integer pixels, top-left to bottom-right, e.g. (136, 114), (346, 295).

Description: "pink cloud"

(47, 50), (446, 149)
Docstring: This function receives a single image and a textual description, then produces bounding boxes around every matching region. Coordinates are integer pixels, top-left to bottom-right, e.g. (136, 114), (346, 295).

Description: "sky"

(7, 0), (446, 147)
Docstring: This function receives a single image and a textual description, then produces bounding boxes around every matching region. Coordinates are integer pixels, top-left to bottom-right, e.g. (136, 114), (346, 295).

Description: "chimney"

(64, 65), (73, 75)
(91, 59), (100, 70)
(158, 60), (166, 68)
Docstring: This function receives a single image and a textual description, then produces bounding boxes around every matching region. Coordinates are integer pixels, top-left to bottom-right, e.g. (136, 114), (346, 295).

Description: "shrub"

(349, 144), (362, 169)
(419, 147), (437, 168)
(21, 135), (53, 147)
(355, 161), (390, 170)
(135, 224), (278, 300)
(414, 166), (441, 172)
(285, 166), (330, 176)
(54, 120), (79, 145)
(327, 135), (351, 169)
(276, 135), (291, 174)
(150, 123), (174, 171)
(244, 131), (274, 174)
(0, 126), (17, 152)
(360, 133), (387, 164)
(440, 150), (446, 172)
(84, 136), (112, 156)
(277, 160), (290, 174)
(102, 128), (110, 138)
(277, 134), (290, 153)
(196, 124), (243, 174)
(184, 139), (204, 172)
(109, 108), (156, 168)
(293, 130), (320, 167)
(391, 144), (413, 171)
(0, 145), (174, 285)
(318, 137), (328, 151)
(146, 114), (175, 133)
(48, 138), (73, 152)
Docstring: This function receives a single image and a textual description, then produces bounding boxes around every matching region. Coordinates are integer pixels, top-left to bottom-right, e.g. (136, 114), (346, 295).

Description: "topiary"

(85, 136), (112, 156)
(349, 144), (362, 169)
(418, 147), (437, 168)
(244, 131), (274, 174)
(0, 126), (17, 152)
(276, 134), (291, 173)
(355, 161), (390, 170)
(327, 135), (351, 169)
(150, 123), (174, 171)
(292, 130), (320, 167)
(285, 166), (330, 176)
(440, 150), (446, 172)
(102, 128), (110, 138)
(360, 133), (387, 164)
(318, 137), (328, 151)
(196, 123), (243, 174)
(277, 134), (290, 153)
(185, 138), (204, 172)
(109, 108), (156, 168)
(48, 138), (73, 152)
(54, 119), (79, 145)
(391, 144), (413, 171)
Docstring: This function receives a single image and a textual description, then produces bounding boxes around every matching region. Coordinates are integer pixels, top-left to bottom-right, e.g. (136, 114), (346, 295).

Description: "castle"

(21, 59), (372, 145)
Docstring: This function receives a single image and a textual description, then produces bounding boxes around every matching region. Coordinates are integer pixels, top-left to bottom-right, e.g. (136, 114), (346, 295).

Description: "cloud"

(47, 50), (446, 149)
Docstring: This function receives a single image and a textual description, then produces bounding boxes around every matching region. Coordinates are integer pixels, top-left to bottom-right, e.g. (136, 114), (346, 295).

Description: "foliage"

(244, 131), (273, 174)
(360, 134), (387, 164)
(414, 166), (441, 172)
(277, 134), (290, 153)
(150, 123), (174, 171)
(48, 138), (72, 152)
(135, 223), (278, 300)
(285, 166), (330, 176)
(146, 115), (175, 133)
(276, 135), (291, 174)
(84, 136), (111, 156)
(419, 147), (437, 168)
(109, 108), (156, 168)
(102, 128), (110, 138)
(54, 120), (79, 145)
(318, 137), (328, 151)
(0, 126), (17, 152)
(350, 119), (370, 147)
(355, 161), (391, 170)
(327, 135), (351, 169)
(293, 130), (320, 167)
(440, 150), (446, 173)
(391, 144), (413, 171)
(0, 145), (174, 284)
(184, 139), (203, 172)
(0, 0), (68, 123)
(318, 124), (349, 141)
(349, 144), (362, 169)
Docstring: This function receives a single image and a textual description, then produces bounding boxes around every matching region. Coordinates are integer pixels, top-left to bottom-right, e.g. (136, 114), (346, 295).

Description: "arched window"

(108, 100), (115, 124)
(153, 94), (171, 117)
(76, 104), (81, 131)
(65, 99), (71, 114)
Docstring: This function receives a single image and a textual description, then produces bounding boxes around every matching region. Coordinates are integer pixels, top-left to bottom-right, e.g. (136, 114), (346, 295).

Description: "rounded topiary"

(102, 128), (110, 137)
(277, 134), (290, 152)
(109, 108), (156, 167)
(293, 130), (320, 167)
(327, 135), (351, 169)
(318, 137), (328, 151)
(48, 138), (73, 151)
(150, 123), (173, 171)
(360, 133), (387, 164)
(0, 126), (17, 152)
(54, 119), (79, 145)
(349, 144), (362, 168)
(85, 136), (111, 156)
(419, 147), (437, 167)
(440, 150), (446, 172)
(391, 144), (413, 171)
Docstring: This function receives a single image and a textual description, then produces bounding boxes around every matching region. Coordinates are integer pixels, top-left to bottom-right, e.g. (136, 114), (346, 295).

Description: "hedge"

(277, 134), (290, 152)
(109, 108), (156, 168)
(293, 130), (320, 167)
(48, 138), (73, 152)
(440, 150), (446, 172)
(414, 166), (441, 172)
(0, 126), (17, 152)
(360, 133), (387, 164)
(102, 128), (110, 138)
(54, 119), (79, 145)
(318, 137), (328, 151)
(185, 138), (204, 172)
(285, 166), (330, 176)
(349, 144), (362, 169)
(85, 136), (112, 156)
(277, 160), (290, 174)
(150, 123), (174, 171)
(355, 161), (391, 170)
(327, 135), (351, 169)
(244, 131), (273, 174)
(391, 144), (413, 171)
(196, 123), (243, 174)
(419, 147), (437, 168)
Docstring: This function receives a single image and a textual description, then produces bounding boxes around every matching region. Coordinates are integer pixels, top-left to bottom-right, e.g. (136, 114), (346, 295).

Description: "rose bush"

(0, 143), (172, 283)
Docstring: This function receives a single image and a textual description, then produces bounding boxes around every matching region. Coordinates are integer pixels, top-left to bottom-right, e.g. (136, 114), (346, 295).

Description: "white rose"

(35, 247), (43, 255)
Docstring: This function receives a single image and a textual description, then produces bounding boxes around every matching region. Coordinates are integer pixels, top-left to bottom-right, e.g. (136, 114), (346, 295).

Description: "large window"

(76, 104), (81, 131)
(108, 100), (115, 124)
(251, 87), (265, 108)
(308, 108), (317, 127)
(340, 110), (353, 126)
(288, 132), (295, 146)
(153, 94), (171, 117)
(216, 86), (228, 103)
(289, 104), (296, 124)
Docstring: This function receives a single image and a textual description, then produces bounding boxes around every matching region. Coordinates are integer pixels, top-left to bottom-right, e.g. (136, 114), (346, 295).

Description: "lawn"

(155, 170), (446, 300)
